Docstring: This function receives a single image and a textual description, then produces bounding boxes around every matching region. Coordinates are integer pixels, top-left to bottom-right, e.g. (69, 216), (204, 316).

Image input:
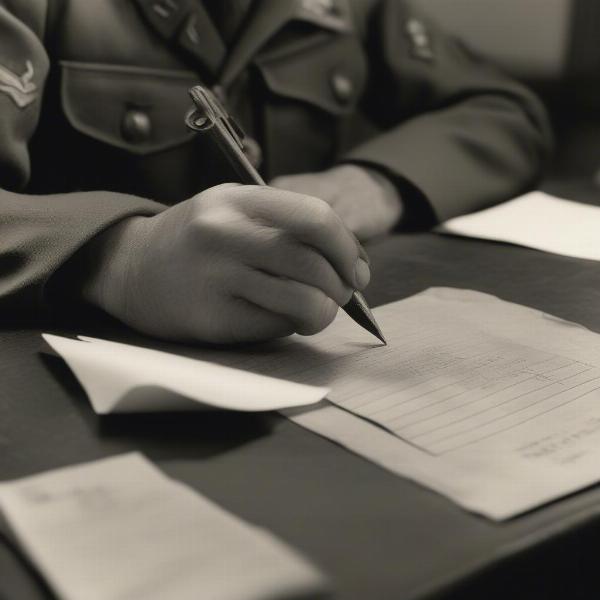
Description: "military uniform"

(0, 0), (551, 317)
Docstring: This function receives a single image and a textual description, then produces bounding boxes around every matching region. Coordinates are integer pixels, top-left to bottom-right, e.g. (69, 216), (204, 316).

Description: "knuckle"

(187, 212), (237, 251)
(188, 213), (219, 238)
(304, 200), (337, 237)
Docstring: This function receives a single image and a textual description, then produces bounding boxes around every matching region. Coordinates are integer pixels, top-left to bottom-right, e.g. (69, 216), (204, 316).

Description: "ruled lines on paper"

(203, 301), (600, 456)
(333, 331), (600, 455)
(182, 289), (600, 519)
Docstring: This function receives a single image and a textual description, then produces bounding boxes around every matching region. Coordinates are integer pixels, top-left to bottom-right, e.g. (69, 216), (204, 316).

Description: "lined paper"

(187, 288), (600, 519)
(306, 325), (600, 456)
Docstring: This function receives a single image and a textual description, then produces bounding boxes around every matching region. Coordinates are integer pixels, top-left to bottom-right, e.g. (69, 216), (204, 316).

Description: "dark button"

(331, 72), (354, 104)
(121, 109), (152, 143)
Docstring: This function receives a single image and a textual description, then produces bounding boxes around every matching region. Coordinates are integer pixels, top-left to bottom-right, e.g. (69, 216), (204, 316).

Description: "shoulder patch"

(0, 60), (37, 108)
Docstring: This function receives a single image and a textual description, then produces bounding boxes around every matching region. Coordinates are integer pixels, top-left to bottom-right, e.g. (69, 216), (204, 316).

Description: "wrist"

(81, 216), (151, 319)
(361, 166), (403, 220)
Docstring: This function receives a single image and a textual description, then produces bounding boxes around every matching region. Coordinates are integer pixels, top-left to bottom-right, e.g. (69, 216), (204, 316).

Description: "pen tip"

(342, 291), (388, 346)
(375, 331), (387, 346)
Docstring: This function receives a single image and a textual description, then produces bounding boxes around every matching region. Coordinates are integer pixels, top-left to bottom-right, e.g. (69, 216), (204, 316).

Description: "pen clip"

(186, 86), (246, 151)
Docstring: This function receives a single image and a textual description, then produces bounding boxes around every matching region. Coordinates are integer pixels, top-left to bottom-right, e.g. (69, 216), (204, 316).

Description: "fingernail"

(358, 243), (370, 265)
(350, 231), (370, 265)
(354, 258), (371, 290)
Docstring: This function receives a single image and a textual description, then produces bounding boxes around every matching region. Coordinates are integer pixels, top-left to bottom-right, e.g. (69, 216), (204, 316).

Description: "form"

(0, 454), (327, 600)
(190, 288), (600, 519)
(437, 191), (600, 261)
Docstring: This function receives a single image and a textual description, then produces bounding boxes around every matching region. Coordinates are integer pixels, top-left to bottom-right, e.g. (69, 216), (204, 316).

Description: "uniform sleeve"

(344, 0), (553, 224)
(0, 3), (163, 322)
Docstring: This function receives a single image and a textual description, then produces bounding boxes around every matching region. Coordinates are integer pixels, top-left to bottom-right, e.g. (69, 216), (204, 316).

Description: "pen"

(186, 85), (386, 345)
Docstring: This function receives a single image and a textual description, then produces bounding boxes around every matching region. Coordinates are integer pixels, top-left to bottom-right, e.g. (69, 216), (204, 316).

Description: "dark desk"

(3, 180), (600, 600)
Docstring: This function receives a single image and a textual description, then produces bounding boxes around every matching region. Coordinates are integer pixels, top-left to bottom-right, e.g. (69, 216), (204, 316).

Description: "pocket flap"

(256, 33), (367, 115)
(60, 61), (198, 155)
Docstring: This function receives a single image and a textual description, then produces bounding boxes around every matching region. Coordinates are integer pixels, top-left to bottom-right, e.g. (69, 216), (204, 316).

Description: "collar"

(133, 0), (352, 86)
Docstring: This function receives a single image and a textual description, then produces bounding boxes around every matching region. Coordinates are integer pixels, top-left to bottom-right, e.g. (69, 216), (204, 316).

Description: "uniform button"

(121, 109), (152, 143)
(331, 72), (354, 104)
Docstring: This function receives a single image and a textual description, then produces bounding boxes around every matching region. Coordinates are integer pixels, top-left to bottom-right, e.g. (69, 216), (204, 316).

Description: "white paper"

(185, 288), (600, 520)
(42, 334), (328, 414)
(0, 453), (327, 600)
(437, 191), (600, 260)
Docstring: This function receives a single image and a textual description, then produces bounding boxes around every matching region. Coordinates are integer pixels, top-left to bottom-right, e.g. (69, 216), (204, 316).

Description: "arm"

(344, 0), (553, 224)
(0, 3), (163, 321)
(274, 0), (553, 237)
(0, 5), (368, 343)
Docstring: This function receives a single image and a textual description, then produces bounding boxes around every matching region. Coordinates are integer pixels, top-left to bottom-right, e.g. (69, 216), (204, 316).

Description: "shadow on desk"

(41, 352), (274, 463)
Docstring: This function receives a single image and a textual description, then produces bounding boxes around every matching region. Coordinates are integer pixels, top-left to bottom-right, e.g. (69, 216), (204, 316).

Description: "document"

(437, 191), (600, 261)
(43, 334), (328, 414)
(0, 453), (327, 600)
(189, 288), (600, 519)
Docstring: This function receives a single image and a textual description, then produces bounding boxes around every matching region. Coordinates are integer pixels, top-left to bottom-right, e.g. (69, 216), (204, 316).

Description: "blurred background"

(422, 0), (600, 183)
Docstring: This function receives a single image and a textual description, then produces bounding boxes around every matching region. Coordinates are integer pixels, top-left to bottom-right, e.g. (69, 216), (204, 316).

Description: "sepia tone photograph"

(1, 0), (599, 598)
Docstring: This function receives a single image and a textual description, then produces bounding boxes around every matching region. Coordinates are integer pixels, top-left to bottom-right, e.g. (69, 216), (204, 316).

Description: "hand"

(82, 184), (370, 344)
(271, 165), (403, 241)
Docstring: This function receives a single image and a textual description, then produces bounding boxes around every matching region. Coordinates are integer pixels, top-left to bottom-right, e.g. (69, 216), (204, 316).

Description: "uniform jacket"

(0, 0), (552, 318)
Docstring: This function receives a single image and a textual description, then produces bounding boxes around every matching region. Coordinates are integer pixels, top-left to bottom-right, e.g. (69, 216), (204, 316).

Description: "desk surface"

(2, 179), (600, 600)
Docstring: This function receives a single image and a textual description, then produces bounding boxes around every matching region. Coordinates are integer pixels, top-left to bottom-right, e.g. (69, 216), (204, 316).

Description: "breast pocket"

(59, 61), (202, 202)
(254, 31), (367, 178)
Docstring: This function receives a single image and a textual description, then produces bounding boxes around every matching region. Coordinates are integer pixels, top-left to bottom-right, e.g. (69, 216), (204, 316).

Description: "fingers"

(237, 268), (339, 336)
(237, 186), (370, 290)
(244, 240), (353, 308)
(217, 299), (296, 343)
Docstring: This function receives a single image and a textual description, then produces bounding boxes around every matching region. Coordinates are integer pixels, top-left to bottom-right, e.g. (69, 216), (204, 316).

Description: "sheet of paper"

(184, 288), (600, 520)
(0, 453), (327, 600)
(42, 334), (328, 414)
(437, 191), (600, 260)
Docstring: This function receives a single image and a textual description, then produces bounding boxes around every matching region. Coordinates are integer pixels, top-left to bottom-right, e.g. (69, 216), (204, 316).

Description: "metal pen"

(186, 85), (386, 345)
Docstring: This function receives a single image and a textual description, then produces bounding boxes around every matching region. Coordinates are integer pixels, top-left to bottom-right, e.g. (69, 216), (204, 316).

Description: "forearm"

(0, 189), (164, 322)
(345, 92), (552, 223)
(352, 0), (554, 223)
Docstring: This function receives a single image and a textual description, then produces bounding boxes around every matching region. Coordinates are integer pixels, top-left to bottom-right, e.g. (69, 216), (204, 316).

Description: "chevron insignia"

(0, 60), (37, 108)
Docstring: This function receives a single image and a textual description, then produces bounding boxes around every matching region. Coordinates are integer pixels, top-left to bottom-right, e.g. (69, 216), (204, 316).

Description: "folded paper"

(43, 334), (328, 414)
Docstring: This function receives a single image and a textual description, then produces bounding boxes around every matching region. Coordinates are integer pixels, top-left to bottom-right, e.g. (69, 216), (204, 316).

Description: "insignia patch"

(0, 60), (37, 108)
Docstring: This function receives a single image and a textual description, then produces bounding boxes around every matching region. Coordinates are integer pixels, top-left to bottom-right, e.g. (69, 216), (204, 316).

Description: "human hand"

(82, 184), (370, 344)
(271, 165), (403, 241)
